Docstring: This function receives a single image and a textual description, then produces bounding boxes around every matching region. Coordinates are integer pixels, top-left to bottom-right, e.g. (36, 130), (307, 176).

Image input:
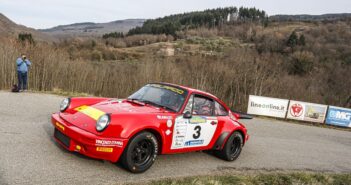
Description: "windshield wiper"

(126, 98), (145, 106)
(140, 100), (176, 112)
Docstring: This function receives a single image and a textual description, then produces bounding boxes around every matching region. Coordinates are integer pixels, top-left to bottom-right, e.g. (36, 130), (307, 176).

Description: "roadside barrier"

(326, 106), (351, 127)
(247, 95), (351, 128)
(247, 95), (289, 118)
(287, 100), (327, 123)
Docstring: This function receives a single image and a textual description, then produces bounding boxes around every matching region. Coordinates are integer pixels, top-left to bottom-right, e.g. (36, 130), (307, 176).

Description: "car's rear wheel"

(120, 132), (158, 173)
(214, 131), (243, 161)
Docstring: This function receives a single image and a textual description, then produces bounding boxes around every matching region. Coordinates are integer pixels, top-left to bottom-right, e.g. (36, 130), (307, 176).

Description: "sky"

(1, 0), (351, 29)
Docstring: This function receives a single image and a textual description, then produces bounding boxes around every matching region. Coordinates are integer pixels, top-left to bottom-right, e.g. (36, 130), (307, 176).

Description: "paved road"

(0, 91), (350, 185)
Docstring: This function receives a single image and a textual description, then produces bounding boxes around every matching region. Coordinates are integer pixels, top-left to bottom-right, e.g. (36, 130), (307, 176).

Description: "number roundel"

(193, 126), (201, 139)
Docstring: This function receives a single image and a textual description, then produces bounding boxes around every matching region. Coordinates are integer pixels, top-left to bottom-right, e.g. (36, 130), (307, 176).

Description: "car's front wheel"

(120, 131), (158, 173)
(214, 131), (243, 161)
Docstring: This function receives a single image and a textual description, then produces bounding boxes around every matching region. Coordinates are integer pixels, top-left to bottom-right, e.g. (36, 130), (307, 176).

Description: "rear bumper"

(51, 113), (127, 162)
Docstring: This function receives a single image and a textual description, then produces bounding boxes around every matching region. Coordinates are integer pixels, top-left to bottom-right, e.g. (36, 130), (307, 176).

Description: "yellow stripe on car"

(75, 105), (105, 120)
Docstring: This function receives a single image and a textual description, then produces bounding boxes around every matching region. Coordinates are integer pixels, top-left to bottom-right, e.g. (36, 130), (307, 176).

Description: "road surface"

(0, 91), (350, 185)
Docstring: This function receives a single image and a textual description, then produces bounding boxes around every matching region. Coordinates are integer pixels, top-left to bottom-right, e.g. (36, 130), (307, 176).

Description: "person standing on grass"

(16, 54), (31, 92)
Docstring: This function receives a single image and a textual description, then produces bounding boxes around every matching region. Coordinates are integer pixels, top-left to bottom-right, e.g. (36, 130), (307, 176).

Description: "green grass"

(143, 173), (351, 185)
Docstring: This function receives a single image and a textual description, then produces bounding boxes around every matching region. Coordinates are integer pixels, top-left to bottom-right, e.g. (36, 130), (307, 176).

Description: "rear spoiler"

(231, 110), (254, 120)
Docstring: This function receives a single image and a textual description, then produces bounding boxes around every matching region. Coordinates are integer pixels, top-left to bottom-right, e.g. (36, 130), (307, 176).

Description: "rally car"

(51, 83), (249, 173)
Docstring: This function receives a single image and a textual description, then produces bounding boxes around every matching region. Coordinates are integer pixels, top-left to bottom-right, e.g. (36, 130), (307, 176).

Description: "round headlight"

(96, 114), (110, 132)
(60, 98), (70, 112)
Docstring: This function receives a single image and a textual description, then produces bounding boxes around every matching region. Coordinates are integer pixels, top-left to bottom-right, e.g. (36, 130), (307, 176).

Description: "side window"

(183, 95), (194, 113)
(215, 101), (228, 116)
(192, 95), (214, 116)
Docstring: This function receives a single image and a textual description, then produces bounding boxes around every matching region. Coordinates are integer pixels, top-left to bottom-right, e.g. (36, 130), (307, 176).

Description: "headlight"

(96, 114), (111, 132)
(60, 98), (70, 112)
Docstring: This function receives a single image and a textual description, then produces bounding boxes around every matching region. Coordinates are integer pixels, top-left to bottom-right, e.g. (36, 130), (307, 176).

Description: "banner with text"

(326, 106), (351, 127)
(247, 95), (289, 118)
(287, 100), (327, 123)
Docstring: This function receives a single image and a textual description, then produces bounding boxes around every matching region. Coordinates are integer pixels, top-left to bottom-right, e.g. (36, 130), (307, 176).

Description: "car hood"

(60, 99), (165, 134)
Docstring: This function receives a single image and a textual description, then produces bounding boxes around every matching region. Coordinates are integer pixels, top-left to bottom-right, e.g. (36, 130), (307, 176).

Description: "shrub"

(288, 51), (315, 75)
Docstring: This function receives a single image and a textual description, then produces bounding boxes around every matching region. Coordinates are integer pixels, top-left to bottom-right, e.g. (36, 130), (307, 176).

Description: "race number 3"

(193, 126), (201, 139)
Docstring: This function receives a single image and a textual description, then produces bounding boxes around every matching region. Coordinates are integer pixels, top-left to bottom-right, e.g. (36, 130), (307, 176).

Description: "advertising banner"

(326, 106), (351, 127)
(247, 95), (289, 118)
(287, 100), (327, 123)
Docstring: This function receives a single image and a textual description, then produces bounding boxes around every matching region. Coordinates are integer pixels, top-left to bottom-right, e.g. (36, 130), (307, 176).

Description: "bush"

(288, 51), (315, 75)
(91, 50), (102, 61)
(18, 33), (35, 44)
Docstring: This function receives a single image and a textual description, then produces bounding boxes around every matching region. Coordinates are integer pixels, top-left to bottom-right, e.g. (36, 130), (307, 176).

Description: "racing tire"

(120, 131), (158, 173)
(214, 131), (243, 161)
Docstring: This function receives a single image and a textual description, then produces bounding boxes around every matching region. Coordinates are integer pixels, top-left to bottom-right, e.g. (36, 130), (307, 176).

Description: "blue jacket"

(16, 58), (31, 72)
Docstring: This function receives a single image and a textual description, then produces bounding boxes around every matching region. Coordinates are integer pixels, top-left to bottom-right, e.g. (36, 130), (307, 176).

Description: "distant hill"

(270, 13), (351, 22)
(40, 19), (145, 39)
(0, 13), (55, 42)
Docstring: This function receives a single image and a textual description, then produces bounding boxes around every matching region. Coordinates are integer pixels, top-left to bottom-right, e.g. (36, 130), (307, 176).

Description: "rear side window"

(215, 101), (228, 116)
(192, 95), (214, 116)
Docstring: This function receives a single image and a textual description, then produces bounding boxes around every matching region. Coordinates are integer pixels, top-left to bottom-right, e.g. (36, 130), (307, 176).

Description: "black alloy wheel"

(214, 131), (243, 161)
(120, 132), (158, 173)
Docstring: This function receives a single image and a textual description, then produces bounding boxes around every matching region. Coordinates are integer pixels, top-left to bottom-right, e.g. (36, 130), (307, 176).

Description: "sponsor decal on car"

(167, 119), (173, 127)
(157, 115), (173, 120)
(95, 139), (123, 147)
(150, 84), (185, 94)
(55, 122), (65, 131)
(96, 147), (113, 153)
(171, 115), (218, 149)
(165, 129), (171, 136)
(185, 140), (204, 146)
(189, 116), (207, 124)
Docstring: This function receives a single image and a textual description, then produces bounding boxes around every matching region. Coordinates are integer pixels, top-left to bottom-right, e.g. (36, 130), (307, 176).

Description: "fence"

(247, 95), (351, 128)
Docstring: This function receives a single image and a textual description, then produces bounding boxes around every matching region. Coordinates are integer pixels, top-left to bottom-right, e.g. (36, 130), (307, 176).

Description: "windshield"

(128, 84), (188, 112)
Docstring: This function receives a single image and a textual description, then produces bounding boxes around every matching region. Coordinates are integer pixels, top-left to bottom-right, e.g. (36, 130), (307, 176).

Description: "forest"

(127, 7), (267, 36)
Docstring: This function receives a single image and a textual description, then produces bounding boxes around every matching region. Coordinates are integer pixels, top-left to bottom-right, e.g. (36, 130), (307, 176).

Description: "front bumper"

(51, 113), (127, 162)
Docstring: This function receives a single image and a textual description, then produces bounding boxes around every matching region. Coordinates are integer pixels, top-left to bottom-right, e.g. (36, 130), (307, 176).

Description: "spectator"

(16, 54), (31, 92)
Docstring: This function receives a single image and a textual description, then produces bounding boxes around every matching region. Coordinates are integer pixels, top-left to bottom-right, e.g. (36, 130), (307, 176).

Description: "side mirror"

(183, 111), (192, 119)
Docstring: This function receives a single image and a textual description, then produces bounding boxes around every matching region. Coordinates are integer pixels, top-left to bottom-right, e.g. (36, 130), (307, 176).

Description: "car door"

(171, 94), (219, 150)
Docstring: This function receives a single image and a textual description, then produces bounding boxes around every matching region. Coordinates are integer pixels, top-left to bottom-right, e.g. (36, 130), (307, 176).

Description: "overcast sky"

(1, 0), (351, 29)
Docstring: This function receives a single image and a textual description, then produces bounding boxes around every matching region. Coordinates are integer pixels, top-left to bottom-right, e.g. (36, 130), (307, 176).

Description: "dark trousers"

(17, 71), (28, 90)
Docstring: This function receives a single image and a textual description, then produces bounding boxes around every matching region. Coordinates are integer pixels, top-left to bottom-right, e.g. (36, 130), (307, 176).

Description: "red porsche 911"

(52, 83), (249, 173)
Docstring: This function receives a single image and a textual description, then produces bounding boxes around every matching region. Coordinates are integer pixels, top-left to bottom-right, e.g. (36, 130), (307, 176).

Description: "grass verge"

(144, 173), (351, 185)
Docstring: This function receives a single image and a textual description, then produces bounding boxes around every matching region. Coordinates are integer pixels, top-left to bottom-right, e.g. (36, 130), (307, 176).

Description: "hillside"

(270, 13), (351, 21)
(40, 19), (145, 39)
(0, 13), (55, 42)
